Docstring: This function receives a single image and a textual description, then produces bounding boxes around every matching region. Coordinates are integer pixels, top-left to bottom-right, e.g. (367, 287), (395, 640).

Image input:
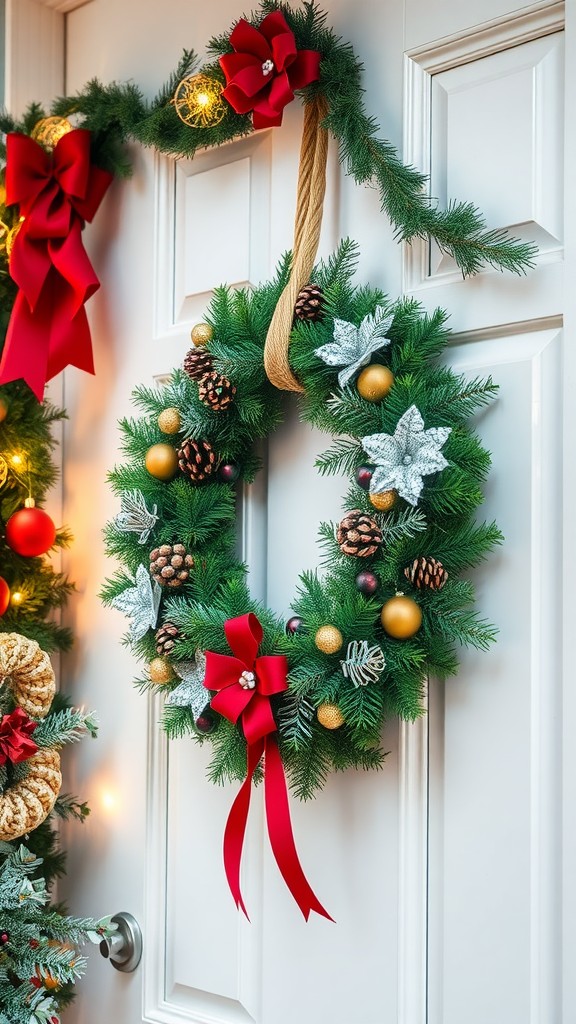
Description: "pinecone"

(155, 622), (181, 656)
(294, 282), (325, 323)
(336, 510), (383, 558)
(149, 543), (194, 588)
(177, 438), (217, 482)
(183, 346), (213, 382)
(404, 556), (448, 591)
(198, 370), (237, 412)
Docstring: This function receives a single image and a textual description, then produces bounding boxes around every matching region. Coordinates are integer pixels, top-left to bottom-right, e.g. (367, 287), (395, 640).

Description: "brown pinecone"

(183, 346), (213, 381)
(177, 438), (217, 482)
(336, 510), (383, 558)
(155, 622), (181, 656)
(294, 282), (325, 323)
(198, 370), (236, 412)
(404, 556), (448, 591)
(149, 544), (194, 588)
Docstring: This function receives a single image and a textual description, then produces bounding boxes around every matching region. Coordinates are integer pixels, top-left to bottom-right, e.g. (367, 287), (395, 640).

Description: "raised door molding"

(34, 0), (94, 11)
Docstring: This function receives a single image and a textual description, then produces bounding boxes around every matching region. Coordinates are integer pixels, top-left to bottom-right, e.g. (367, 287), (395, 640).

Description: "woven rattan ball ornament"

(198, 370), (237, 412)
(149, 657), (176, 685)
(369, 489), (397, 512)
(31, 116), (73, 151)
(190, 322), (214, 347)
(315, 625), (343, 654)
(404, 556), (448, 590)
(337, 510), (382, 558)
(177, 438), (217, 482)
(380, 593), (422, 639)
(157, 407), (181, 435)
(183, 346), (213, 381)
(356, 364), (394, 402)
(145, 443), (178, 481)
(317, 702), (345, 729)
(173, 74), (227, 128)
(149, 543), (194, 588)
(294, 283), (325, 323)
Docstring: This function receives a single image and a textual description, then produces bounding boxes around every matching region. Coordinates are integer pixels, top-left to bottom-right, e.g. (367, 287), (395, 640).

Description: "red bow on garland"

(0, 129), (112, 400)
(0, 708), (38, 766)
(220, 11), (321, 129)
(205, 612), (332, 921)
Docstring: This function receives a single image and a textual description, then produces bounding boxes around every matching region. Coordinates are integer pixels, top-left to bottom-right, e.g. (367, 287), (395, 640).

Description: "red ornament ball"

(5, 506), (56, 557)
(195, 710), (217, 734)
(286, 616), (304, 635)
(355, 464), (374, 491)
(0, 577), (9, 615)
(355, 570), (379, 596)
(218, 461), (240, 483)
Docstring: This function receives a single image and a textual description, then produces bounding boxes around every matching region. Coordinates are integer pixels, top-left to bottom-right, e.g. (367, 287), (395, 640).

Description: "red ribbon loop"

(0, 130), (112, 400)
(0, 708), (38, 766)
(204, 612), (333, 921)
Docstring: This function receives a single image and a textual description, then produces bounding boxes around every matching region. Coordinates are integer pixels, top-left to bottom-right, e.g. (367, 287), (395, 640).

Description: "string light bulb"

(10, 591), (24, 607)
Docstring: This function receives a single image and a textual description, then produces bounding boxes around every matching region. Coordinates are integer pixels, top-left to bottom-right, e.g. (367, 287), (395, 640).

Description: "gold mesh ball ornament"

(369, 489), (397, 512)
(30, 116), (73, 151)
(173, 74), (227, 129)
(314, 625), (344, 655)
(317, 702), (345, 730)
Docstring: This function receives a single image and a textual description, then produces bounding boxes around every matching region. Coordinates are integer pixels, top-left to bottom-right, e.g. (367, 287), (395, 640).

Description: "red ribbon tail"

(264, 736), (334, 922)
(0, 293), (50, 400)
(223, 738), (265, 919)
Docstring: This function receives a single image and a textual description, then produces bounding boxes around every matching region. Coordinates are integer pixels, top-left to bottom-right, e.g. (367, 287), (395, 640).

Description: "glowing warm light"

(10, 591), (24, 606)
(197, 92), (210, 107)
(10, 454), (24, 467)
(100, 789), (118, 812)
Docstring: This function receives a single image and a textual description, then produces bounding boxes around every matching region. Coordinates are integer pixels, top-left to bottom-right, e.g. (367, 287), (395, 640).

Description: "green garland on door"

(102, 241), (502, 798)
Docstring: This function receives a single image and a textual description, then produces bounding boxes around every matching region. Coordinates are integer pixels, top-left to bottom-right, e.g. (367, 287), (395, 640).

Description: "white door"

(8, 1), (573, 1022)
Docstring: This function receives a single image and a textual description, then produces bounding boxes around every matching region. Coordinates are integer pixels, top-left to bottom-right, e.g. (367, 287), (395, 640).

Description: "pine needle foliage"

(3, 3), (535, 277)
(104, 242), (501, 799)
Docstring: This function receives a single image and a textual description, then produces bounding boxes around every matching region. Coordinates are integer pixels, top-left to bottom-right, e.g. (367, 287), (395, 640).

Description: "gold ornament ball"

(380, 593), (422, 639)
(317, 702), (345, 730)
(157, 407), (181, 435)
(145, 443), (179, 481)
(190, 322), (213, 347)
(149, 657), (176, 685)
(31, 116), (73, 151)
(0, 396), (8, 423)
(356, 364), (395, 403)
(315, 624), (343, 655)
(369, 489), (397, 512)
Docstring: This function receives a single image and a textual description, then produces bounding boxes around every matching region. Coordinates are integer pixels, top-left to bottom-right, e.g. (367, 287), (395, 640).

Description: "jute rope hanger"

(263, 94), (329, 393)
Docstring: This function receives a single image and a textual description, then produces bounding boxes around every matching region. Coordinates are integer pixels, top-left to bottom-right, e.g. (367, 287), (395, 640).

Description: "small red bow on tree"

(0, 708), (38, 766)
(220, 11), (321, 129)
(205, 612), (332, 921)
(0, 129), (112, 400)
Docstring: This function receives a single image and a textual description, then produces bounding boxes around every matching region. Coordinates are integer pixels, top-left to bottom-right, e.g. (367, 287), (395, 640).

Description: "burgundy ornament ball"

(355, 464), (374, 491)
(218, 461), (240, 483)
(195, 710), (217, 734)
(5, 505), (56, 557)
(355, 570), (379, 596)
(0, 577), (9, 615)
(286, 616), (304, 635)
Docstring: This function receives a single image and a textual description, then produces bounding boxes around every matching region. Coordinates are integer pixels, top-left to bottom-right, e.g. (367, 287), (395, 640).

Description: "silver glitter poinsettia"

(114, 489), (159, 544)
(111, 564), (161, 641)
(314, 306), (393, 388)
(165, 650), (209, 718)
(340, 640), (386, 687)
(362, 405), (451, 506)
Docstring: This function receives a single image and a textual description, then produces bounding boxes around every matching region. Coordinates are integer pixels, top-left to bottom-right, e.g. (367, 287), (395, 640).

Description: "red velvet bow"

(220, 11), (321, 129)
(0, 129), (112, 400)
(0, 708), (38, 766)
(205, 612), (332, 921)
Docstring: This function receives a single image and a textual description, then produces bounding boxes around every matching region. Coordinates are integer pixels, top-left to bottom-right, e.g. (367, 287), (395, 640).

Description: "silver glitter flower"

(114, 489), (159, 544)
(111, 564), (161, 641)
(314, 306), (393, 388)
(362, 405), (451, 506)
(166, 650), (208, 718)
(340, 640), (386, 687)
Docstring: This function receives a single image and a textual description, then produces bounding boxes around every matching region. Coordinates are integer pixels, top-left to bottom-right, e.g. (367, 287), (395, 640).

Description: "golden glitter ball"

(157, 407), (181, 435)
(0, 396), (8, 423)
(149, 657), (176, 685)
(174, 74), (227, 129)
(314, 624), (343, 655)
(317, 702), (345, 730)
(145, 443), (179, 481)
(369, 489), (397, 512)
(380, 593), (422, 639)
(31, 116), (73, 151)
(190, 322), (214, 347)
(356, 364), (395, 403)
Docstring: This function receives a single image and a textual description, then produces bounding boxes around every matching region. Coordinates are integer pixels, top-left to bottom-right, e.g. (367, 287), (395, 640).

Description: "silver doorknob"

(99, 911), (142, 973)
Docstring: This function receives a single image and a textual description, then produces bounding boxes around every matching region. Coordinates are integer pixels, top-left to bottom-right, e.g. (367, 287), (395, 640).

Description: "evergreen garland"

(0, 1), (535, 278)
(103, 240), (502, 799)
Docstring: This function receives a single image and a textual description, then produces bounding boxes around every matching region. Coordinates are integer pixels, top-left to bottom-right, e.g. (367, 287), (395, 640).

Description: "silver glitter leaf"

(111, 564), (161, 642)
(340, 640), (386, 687)
(166, 650), (208, 718)
(362, 405), (451, 506)
(114, 489), (159, 544)
(314, 306), (393, 388)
